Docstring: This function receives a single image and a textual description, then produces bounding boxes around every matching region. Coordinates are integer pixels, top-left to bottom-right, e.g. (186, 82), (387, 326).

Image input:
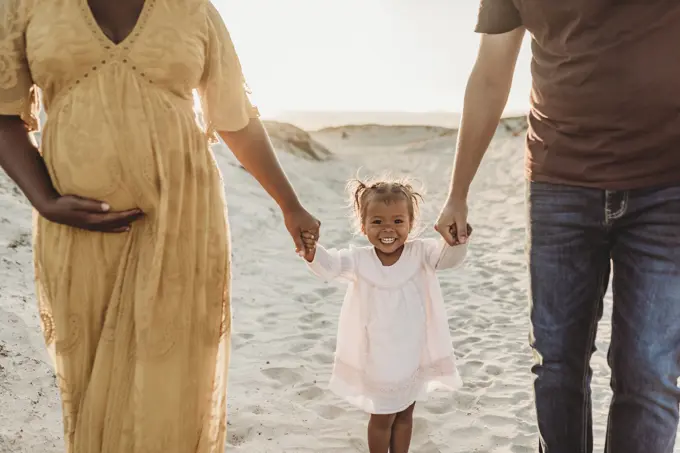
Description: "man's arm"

(436, 28), (525, 245)
(450, 28), (525, 200)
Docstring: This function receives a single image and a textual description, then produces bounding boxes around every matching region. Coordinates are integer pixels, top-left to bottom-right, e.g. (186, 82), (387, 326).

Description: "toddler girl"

(301, 177), (471, 453)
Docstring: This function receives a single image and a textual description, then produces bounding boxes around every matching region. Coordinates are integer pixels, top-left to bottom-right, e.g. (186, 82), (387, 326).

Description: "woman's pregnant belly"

(41, 90), (214, 214)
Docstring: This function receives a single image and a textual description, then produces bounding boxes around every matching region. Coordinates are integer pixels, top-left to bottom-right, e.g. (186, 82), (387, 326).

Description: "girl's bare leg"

(368, 413), (397, 453)
(390, 403), (416, 453)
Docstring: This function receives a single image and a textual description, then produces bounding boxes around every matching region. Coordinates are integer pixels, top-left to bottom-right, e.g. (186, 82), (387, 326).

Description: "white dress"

(307, 238), (467, 414)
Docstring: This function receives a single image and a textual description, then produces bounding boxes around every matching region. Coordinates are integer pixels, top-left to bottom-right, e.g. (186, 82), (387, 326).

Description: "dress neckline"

(358, 242), (421, 289)
(80, 0), (154, 50)
(372, 244), (406, 268)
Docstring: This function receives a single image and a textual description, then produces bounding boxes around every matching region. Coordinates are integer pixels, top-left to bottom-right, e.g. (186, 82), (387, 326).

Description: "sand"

(0, 121), (674, 452)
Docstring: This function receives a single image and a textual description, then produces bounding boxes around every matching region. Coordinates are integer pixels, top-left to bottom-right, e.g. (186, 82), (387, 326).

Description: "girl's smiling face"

(363, 198), (412, 257)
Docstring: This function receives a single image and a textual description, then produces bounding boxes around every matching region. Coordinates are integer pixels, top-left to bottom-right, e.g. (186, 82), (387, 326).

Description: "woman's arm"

(218, 119), (302, 213)
(0, 116), (143, 232)
(0, 115), (57, 210)
(218, 119), (320, 253)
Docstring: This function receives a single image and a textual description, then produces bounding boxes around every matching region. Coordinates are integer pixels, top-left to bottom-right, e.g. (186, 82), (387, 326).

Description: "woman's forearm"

(218, 118), (302, 212)
(0, 115), (59, 211)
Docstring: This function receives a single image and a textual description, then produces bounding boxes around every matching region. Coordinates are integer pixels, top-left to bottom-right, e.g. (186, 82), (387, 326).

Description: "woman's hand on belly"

(40, 194), (144, 233)
(0, 116), (142, 232)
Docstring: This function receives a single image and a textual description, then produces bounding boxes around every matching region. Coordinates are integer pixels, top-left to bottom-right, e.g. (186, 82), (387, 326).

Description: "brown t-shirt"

(476, 0), (680, 190)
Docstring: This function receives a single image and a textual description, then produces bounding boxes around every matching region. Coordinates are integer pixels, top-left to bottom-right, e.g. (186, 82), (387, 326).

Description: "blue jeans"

(527, 181), (680, 453)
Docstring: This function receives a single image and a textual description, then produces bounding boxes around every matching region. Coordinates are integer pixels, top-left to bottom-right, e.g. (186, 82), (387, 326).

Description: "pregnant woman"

(0, 0), (319, 452)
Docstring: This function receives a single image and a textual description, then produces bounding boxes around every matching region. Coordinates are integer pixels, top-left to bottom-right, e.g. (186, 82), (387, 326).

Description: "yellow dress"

(0, 1), (258, 452)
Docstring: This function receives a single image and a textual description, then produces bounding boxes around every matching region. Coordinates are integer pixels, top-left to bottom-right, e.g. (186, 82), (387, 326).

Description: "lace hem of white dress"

(332, 355), (460, 395)
(329, 356), (462, 414)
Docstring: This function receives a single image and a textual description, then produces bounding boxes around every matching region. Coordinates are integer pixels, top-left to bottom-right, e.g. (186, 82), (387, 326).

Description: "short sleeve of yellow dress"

(198, 2), (259, 140)
(0, 0), (39, 130)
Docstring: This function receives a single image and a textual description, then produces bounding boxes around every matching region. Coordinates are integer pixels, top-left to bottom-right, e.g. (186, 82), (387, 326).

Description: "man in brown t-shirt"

(435, 1), (680, 452)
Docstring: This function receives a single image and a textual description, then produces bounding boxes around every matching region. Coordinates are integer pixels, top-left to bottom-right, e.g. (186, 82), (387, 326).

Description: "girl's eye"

(395, 219), (403, 224)
(372, 220), (382, 225)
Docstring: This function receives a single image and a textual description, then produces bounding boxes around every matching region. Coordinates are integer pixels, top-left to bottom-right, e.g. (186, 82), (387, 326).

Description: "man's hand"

(282, 206), (320, 257)
(435, 198), (471, 245)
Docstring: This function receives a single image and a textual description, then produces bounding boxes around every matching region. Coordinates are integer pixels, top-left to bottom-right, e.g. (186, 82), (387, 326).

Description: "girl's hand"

(450, 223), (473, 242)
(301, 231), (318, 262)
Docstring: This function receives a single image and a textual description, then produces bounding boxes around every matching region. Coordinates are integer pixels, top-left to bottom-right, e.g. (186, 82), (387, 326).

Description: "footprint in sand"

(298, 312), (324, 331)
(452, 391), (479, 410)
(295, 384), (324, 400)
(294, 293), (322, 305)
(298, 311), (332, 333)
(480, 413), (518, 430)
(321, 338), (336, 353)
(425, 398), (454, 415)
(231, 333), (252, 351)
(240, 404), (266, 415)
(465, 376), (494, 390)
(260, 367), (303, 387)
(227, 425), (254, 446)
(496, 288), (511, 299)
(290, 342), (314, 354)
(315, 404), (348, 420)
(302, 332), (323, 341)
(311, 352), (334, 365)
(255, 313), (280, 327)
(416, 440), (445, 453)
(451, 424), (486, 439)
(299, 312), (324, 325)
(484, 363), (504, 376)
(462, 336), (483, 346)
(461, 359), (485, 375)
(478, 270), (494, 280)
(314, 287), (338, 298)
(348, 437), (366, 452)
(511, 444), (535, 453)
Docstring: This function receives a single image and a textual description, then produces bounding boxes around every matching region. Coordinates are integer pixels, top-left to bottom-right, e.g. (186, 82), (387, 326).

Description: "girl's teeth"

(381, 238), (395, 244)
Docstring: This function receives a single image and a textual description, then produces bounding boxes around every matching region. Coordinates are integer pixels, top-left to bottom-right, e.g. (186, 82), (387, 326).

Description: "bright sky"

(214, 0), (533, 117)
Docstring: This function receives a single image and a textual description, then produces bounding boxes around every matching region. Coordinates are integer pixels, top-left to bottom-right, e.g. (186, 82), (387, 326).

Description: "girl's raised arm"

(422, 238), (469, 271)
(306, 245), (356, 282)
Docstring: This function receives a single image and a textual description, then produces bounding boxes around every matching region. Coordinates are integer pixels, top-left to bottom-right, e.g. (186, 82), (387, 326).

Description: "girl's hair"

(347, 175), (423, 233)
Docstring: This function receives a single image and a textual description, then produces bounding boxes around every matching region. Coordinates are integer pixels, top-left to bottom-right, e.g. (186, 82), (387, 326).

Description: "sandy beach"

(0, 119), (670, 452)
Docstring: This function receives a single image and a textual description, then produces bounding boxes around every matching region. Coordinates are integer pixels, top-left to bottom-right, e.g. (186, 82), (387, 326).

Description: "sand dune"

(263, 121), (333, 161)
(1, 120), (677, 452)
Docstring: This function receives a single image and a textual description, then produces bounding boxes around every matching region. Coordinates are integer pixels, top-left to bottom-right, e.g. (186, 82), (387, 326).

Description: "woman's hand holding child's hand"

(301, 231), (318, 262)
